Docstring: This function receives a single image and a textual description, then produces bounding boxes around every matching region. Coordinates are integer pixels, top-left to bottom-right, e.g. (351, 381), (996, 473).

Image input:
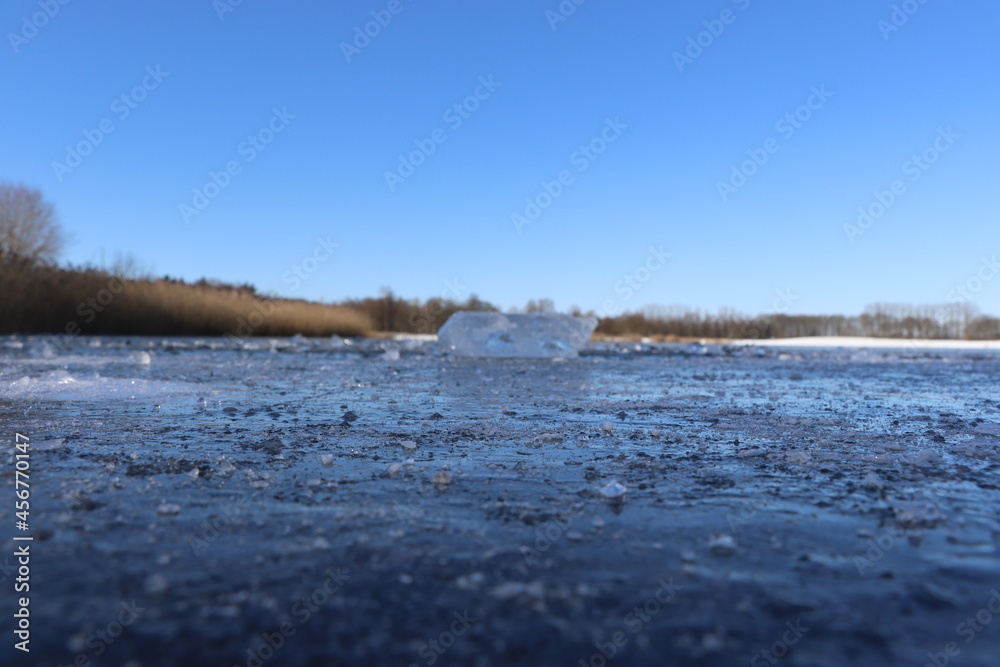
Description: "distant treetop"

(0, 183), (65, 263)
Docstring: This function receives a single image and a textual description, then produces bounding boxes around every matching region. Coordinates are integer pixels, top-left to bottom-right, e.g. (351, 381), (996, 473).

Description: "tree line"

(2, 182), (998, 340)
(341, 292), (1000, 340)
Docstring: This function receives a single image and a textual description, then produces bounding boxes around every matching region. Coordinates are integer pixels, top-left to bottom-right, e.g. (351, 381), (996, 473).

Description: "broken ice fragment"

(489, 580), (545, 605)
(131, 351), (152, 365)
(437, 312), (597, 358)
(894, 501), (944, 528)
(708, 533), (737, 557)
(216, 457), (236, 477)
(904, 449), (941, 467)
(245, 470), (270, 489)
(33, 438), (65, 451)
(157, 502), (182, 516)
(321, 454), (334, 467)
(973, 423), (1000, 438)
(598, 480), (627, 499)
(862, 472), (884, 490)
(455, 572), (486, 591)
(785, 451), (812, 465)
(530, 433), (564, 446)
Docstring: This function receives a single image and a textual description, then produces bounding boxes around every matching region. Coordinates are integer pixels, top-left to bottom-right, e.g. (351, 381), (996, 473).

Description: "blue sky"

(3, 0), (998, 317)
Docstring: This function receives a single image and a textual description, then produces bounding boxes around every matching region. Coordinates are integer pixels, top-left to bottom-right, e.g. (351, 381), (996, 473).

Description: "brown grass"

(0, 259), (371, 337)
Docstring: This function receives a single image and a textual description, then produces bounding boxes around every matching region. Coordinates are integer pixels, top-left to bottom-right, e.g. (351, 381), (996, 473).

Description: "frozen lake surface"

(2, 335), (1000, 666)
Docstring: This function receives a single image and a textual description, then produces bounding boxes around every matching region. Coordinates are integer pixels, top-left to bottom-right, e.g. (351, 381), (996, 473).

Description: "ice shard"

(437, 312), (597, 358)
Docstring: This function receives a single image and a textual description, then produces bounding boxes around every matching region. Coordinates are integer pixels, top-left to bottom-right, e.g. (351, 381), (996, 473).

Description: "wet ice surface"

(2, 335), (1000, 666)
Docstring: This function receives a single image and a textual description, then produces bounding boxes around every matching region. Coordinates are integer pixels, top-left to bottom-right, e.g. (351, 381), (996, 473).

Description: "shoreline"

(397, 332), (1000, 351)
(725, 335), (1000, 350)
(9, 331), (1000, 351)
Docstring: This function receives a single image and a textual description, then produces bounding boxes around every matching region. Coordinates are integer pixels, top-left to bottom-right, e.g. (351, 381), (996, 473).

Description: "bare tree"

(0, 183), (65, 262)
(525, 298), (555, 313)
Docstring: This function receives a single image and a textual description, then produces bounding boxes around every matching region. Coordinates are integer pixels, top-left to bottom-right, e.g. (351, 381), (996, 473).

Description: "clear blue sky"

(3, 0), (998, 317)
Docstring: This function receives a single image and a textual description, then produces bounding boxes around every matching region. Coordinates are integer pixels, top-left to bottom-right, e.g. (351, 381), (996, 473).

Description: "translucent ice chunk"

(30, 340), (58, 359)
(708, 533), (738, 557)
(598, 480), (627, 499)
(131, 351), (152, 365)
(437, 312), (597, 358)
(973, 422), (1000, 438)
(0, 370), (200, 401)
